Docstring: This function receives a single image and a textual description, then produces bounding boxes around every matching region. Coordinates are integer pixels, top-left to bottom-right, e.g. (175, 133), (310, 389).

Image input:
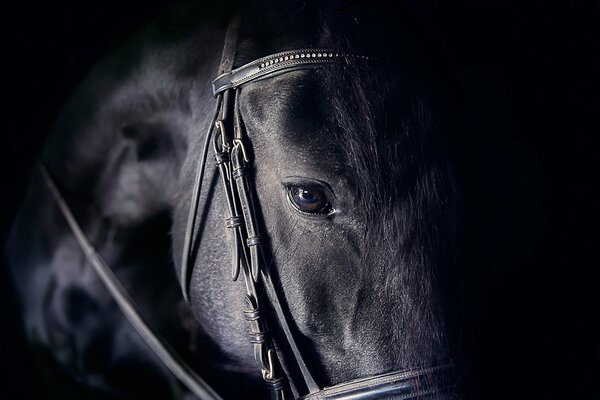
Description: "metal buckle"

(233, 138), (250, 163)
(215, 120), (230, 152)
(262, 348), (276, 380)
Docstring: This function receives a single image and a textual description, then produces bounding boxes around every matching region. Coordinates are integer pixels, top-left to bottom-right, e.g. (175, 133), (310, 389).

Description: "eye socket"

(287, 185), (333, 215)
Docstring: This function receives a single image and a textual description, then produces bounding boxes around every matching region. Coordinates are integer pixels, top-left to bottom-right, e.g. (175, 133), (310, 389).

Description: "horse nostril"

(82, 332), (112, 373)
(121, 124), (138, 139)
(63, 285), (100, 326)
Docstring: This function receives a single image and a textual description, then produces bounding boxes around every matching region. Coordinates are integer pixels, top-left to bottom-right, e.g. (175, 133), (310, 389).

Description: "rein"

(41, 15), (455, 400)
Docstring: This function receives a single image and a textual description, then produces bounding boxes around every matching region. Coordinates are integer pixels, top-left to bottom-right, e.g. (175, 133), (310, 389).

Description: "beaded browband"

(212, 48), (374, 96)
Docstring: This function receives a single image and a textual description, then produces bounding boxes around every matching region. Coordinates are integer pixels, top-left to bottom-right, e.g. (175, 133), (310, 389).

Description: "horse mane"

(316, 1), (461, 372)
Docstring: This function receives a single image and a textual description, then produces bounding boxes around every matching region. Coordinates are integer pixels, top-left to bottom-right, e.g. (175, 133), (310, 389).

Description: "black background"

(1, 1), (598, 399)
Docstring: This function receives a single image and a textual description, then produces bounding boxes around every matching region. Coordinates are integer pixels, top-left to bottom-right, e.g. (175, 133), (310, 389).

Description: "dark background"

(1, 1), (598, 399)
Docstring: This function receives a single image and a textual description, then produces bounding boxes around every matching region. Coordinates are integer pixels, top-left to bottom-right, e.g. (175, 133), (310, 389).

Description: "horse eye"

(288, 185), (332, 214)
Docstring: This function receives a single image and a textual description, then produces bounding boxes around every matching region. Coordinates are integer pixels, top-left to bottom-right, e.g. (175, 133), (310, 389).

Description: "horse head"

(172, 3), (461, 398)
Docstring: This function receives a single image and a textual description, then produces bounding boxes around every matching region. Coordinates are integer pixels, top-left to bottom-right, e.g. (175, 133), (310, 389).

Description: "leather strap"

(212, 49), (373, 96)
(213, 118), (245, 281)
(218, 15), (241, 75)
(180, 95), (222, 301)
(41, 165), (223, 400)
(180, 15), (241, 301)
(231, 141), (263, 282)
(299, 365), (454, 400)
(213, 88), (289, 398)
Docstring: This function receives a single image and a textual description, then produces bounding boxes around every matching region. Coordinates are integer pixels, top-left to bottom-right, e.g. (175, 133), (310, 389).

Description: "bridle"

(42, 16), (455, 400)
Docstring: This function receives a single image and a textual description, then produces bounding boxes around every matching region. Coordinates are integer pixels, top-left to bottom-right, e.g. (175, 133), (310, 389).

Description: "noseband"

(43, 16), (455, 400)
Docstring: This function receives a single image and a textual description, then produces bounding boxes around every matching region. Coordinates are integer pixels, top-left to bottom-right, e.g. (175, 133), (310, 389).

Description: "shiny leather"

(299, 366), (453, 400)
(43, 14), (457, 399)
(210, 87), (318, 399)
(212, 49), (354, 96)
(41, 165), (223, 400)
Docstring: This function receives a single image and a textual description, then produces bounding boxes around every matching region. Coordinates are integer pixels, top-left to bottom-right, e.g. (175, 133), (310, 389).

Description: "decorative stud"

(249, 50), (374, 74)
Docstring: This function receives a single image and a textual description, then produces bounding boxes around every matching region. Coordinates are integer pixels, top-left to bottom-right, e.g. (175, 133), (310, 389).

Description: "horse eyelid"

(284, 183), (335, 218)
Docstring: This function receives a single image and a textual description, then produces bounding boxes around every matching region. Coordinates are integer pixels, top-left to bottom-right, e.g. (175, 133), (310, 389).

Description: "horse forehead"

(239, 70), (333, 147)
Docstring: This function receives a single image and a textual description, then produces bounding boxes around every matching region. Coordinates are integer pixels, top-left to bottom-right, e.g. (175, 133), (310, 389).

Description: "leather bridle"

(42, 16), (455, 400)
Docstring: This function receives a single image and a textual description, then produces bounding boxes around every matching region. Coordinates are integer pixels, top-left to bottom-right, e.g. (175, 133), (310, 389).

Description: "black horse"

(5, 1), (462, 398)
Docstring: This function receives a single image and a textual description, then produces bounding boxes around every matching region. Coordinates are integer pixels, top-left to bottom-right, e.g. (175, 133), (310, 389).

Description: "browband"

(212, 49), (373, 96)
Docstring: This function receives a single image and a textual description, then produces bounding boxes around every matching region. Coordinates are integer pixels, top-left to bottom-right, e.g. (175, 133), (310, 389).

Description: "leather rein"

(42, 16), (454, 400)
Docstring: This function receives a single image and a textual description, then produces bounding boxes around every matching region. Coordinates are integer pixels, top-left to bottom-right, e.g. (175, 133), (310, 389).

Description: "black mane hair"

(317, 0), (462, 373)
